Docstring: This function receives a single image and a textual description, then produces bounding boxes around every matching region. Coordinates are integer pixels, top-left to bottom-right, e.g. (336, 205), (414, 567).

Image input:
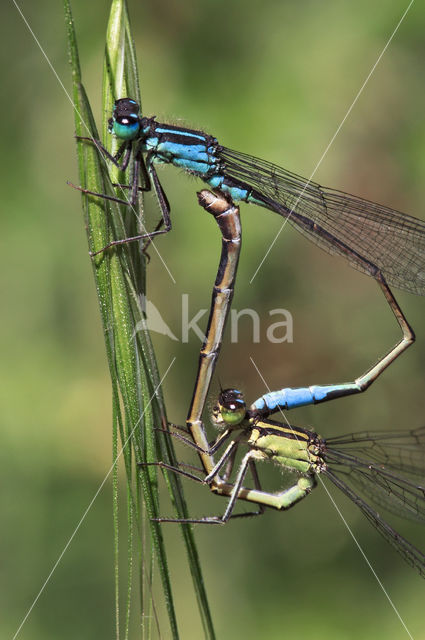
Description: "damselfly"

(73, 100), (418, 398)
(74, 106), (420, 482)
(153, 388), (425, 578)
(74, 99), (425, 303)
(149, 190), (413, 487)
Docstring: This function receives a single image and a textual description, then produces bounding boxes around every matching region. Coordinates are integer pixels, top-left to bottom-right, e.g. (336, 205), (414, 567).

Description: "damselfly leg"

(72, 100), (425, 302)
(153, 389), (425, 577)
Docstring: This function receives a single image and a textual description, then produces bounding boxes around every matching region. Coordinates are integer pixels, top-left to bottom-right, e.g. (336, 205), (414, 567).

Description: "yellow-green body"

(248, 420), (321, 475)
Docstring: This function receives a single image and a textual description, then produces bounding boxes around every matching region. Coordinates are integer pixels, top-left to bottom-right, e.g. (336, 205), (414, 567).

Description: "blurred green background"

(2, 1), (425, 638)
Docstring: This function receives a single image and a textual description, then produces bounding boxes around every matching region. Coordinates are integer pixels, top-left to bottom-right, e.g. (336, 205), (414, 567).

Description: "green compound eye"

(217, 388), (246, 427)
(220, 405), (246, 426)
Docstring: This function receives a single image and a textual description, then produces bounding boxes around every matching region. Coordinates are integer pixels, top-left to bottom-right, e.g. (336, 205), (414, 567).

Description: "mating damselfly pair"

(74, 98), (425, 577)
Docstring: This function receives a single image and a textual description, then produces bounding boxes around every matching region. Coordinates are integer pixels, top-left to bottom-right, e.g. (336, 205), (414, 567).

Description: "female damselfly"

(168, 191), (413, 485)
(152, 388), (425, 578)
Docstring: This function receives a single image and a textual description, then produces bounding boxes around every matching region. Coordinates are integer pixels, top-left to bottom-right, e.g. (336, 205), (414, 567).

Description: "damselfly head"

(109, 98), (141, 140)
(212, 388), (246, 429)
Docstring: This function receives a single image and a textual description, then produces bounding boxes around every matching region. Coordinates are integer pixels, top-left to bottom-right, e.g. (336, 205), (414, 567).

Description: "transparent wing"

(325, 427), (425, 477)
(324, 469), (425, 577)
(323, 427), (425, 523)
(220, 147), (425, 294)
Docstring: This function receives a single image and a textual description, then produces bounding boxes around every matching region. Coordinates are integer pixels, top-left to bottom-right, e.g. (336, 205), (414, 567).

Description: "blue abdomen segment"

(252, 383), (361, 414)
(206, 175), (250, 202)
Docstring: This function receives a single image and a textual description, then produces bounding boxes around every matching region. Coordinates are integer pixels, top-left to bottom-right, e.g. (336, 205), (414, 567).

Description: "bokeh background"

(2, 1), (425, 638)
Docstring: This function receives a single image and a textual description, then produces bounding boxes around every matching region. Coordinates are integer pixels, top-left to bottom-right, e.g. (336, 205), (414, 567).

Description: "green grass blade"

(64, 0), (216, 638)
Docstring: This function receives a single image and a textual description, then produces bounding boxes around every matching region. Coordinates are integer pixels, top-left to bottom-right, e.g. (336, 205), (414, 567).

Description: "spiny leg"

(71, 141), (173, 255)
(154, 424), (233, 456)
(151, 447), (266, 524)
(76, 136), (131, 169)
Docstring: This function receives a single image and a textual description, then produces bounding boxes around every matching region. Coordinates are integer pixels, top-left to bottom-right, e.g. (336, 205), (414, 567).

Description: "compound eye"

(109, 98), (141, 139)
(111, 114), (140, 140)
(217, 389), (246, 427)
(114, 97), (139, 113)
